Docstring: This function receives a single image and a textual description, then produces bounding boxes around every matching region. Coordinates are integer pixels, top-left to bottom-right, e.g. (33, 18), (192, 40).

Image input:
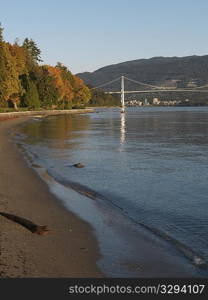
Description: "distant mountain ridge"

(77, 55), (208, 89)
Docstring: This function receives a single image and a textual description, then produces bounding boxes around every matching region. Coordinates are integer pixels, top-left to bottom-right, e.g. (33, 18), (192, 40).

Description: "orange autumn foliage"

(45, 65), (73, 103)
(43, 65), (90, 106)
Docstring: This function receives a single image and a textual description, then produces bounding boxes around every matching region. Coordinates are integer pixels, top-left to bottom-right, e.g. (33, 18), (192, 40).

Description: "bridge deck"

(106, 89), (208, 94)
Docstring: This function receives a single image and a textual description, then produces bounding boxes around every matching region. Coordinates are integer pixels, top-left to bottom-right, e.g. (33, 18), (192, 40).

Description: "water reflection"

(120, 112), (126, 148)
(19, 114), (91, 150)
(15, 107), (208, 276)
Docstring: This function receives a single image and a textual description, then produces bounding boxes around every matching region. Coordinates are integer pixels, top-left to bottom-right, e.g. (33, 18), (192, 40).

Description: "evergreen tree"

(36, 66), (60, 108)
(23, 81), (40, 109)
(0, 29), (21, 109)
(0, 23), (4, 42)
(0, 26), (7, 105)
(89, 88), (120, 106)
(23, 38), (42, 62)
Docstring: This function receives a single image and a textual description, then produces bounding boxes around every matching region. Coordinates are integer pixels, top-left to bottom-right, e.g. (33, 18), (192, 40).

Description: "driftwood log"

(0, 212), (52, 235)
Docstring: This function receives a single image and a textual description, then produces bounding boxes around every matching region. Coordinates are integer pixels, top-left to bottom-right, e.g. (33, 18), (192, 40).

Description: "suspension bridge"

(91, 76), (208, 113)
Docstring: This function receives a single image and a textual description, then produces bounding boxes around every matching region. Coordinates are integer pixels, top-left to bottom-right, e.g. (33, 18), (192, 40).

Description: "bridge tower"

(121, 76), (125, 113)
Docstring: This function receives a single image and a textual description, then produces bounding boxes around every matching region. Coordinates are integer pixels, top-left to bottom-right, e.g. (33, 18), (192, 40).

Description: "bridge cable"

(124, 76), (161, 89)
(90, 76), (121, 90)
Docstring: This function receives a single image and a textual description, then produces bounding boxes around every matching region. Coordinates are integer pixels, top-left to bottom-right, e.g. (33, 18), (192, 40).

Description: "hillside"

(77, 55), (208, 89)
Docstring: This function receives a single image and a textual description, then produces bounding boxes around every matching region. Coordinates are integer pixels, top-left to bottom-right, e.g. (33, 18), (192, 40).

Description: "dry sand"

(0, 117), (103, 277)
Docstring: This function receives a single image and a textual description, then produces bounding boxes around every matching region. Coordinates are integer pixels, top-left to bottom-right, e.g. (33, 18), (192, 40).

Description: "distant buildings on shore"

(126, 97), (191, 107)
(124, 78), (208, 107)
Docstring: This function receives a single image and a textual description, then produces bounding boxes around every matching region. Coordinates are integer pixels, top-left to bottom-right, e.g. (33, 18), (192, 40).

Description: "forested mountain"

(77, 55), (208, 88)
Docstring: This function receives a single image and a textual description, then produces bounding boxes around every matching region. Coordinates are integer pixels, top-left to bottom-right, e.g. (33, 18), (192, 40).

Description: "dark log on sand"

(0, 212), (52, 235)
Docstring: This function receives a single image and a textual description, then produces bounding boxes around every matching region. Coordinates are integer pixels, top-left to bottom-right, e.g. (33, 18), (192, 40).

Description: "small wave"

(47, 168), (207, 269)
(136, 222), (207, 269)
(47, 168), (106, 201)
(47, 168), (125, 211)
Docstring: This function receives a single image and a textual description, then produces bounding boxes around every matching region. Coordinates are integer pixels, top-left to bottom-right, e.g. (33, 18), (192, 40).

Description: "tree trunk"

(13, 101), (18, 111)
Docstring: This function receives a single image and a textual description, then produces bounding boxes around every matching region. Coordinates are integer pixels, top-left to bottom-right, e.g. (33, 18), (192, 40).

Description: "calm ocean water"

(16, 107), (208, 277)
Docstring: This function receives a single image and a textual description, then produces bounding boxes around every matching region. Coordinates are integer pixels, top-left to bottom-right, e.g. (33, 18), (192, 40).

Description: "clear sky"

(1, 0), (208, 73)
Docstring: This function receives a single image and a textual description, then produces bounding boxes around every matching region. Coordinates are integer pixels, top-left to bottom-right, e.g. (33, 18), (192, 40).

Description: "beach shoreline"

(0, 108), (94, 121)
(0, 116), (103, 278)
(1, 111), (206, 278)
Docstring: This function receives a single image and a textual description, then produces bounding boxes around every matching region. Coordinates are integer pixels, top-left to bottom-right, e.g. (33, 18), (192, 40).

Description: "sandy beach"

(0, 117), (103, 277)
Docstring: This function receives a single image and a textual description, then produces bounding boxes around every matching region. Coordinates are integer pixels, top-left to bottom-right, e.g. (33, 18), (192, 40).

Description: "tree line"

(0, 24), (119, 112)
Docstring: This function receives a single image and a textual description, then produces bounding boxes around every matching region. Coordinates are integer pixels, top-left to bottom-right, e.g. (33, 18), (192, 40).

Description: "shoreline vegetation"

(0, 116), (103, 277)
(0, 24), (120, 113)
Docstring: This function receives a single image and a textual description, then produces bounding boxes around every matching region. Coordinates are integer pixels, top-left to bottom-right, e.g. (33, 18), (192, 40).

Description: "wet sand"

(0, 117), (103, 277)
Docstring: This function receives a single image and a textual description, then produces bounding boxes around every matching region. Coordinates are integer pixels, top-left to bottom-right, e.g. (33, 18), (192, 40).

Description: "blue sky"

(1, 0), (208, 73)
